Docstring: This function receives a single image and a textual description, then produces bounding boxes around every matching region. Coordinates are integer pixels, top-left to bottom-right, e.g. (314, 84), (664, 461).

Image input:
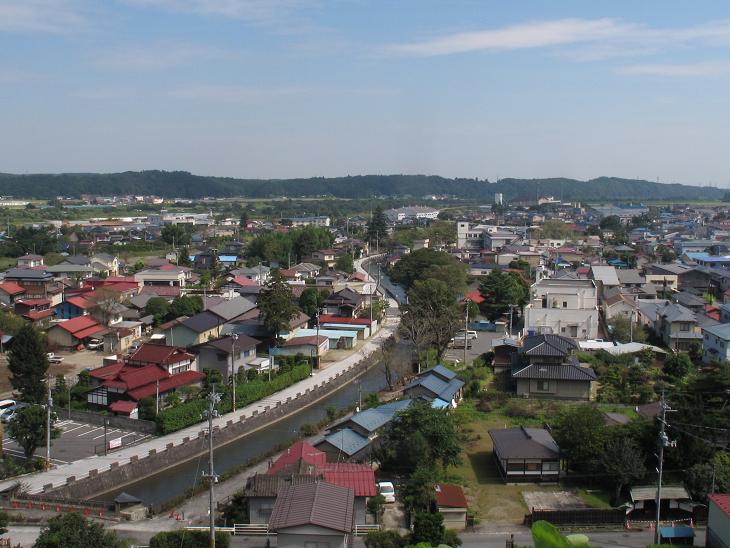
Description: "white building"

(384, 206), (439, 224)
(494, 193), (503, 206)
(287, 216), (331, 227)
(456, 222), (521, 251)
(523, 278), (600, 340)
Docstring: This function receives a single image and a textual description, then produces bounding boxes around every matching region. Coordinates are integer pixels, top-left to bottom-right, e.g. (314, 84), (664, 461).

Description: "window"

(680, 323), (690, 332)
(536, 380), (550, 392)
(562, 301), (567, 308)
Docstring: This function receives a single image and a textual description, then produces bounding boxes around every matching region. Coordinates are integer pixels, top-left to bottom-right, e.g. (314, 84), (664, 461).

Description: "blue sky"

(2, 1), (730, 185)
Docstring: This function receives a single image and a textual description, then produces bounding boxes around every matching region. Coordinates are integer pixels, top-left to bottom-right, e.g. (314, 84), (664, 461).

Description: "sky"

(2, 1), (730, 186)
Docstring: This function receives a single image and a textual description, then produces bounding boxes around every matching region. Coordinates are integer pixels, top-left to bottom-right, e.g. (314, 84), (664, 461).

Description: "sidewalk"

(0, 257), (400, 496)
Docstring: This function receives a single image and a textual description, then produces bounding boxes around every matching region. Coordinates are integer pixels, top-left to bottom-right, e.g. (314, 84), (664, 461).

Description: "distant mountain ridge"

(0, 171), (723, 202)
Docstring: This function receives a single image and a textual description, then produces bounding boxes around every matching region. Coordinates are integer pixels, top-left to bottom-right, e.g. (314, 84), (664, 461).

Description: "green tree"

(664, 352), (692, 379)
(402, 464), (439, 513)
(335, 253), (354, 273)
(0, 310), (27, 336)
(7, 324), (49, 404)
(411, 512), (445, 546)
(376, 401), (461, 473)
(533, 220), (575, 239)
(478, 269), (529, 320)
(168, 295), (203, 319)
(259, 271), (299, 341)
(610, 315), (646, 344)
(599, 215), (623, 231)
(403, 278), (461, 361)
(239, 211), (249, 229)
(367, 494), (386, 524)
(390, 248), (467, 291)
(178, 246), (192, 267)
(364, 531), (406, 548)
(684, 451), (730, 502)
(145, 297), (170, 325)
(138, 396), (157, 421)
(367, 206), (388, 247)
(552, 405), (607, 474)
(0, 510), (7, 536)
(8, 405), (59, 459)
(299, 287), (327, 318)
(34, 512), (128, 548)
(600, 434), (646, 504)
(160, 224), (190, 246)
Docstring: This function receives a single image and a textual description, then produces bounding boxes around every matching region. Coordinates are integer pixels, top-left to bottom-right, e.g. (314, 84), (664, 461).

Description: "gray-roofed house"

(207, 296), (257, 322)
(511, 334), (596, 400)
(656, 302), (702, 351)
(489, 426), (561, 482)
(194, 334), (260, 380)
(268, 482), (354, 548)
(617, 269), (645, 287)
(163, 310), (222, 347)
(244, 473), (319, 524)
(403, 365), (465, 407)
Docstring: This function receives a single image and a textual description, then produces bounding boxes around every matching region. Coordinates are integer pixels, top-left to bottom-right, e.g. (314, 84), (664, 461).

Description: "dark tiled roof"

(181, 311), (221, 333)
(489, 427), (560, 460)
(269, 482), (354, 534)
(244, 473), (318, 497)
(519, 334), (577, 357)
(512, 363), (596, 381)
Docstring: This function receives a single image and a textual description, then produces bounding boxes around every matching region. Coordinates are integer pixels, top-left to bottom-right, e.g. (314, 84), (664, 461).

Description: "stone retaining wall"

(45, 338), (391, 501)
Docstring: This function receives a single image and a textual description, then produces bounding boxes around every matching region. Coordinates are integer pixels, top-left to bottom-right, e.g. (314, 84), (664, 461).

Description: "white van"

(0, 399), (16, 413)
(454, 330), (478, 340)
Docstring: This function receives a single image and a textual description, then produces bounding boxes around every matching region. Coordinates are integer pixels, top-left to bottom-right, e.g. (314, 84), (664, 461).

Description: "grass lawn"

(0, 257), (15, 271)
(449, 401), (613, 522)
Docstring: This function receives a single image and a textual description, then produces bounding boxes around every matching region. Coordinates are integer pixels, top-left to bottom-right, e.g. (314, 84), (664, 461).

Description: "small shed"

(434, 483), (468, 531)
(658, 525), (694, 545)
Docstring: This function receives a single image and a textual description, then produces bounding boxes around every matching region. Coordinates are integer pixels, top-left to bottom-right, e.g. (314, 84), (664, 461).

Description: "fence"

(524, 508), (626, 527)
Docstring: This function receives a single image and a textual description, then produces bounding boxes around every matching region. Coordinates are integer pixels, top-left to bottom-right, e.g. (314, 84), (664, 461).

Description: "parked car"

(0, 399), (16, 413)
(454, 330), (478, 340)
(1, 403), (30, 423)
(47, 353), (64, 364)
(86, 338), (103, 350)
(377, 481), (396, 503)
(449, 338), (472, 349)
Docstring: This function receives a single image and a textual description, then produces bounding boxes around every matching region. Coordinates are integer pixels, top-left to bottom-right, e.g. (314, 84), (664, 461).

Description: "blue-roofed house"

(403, 365), (464, 408)
(315, 399), (413, 463)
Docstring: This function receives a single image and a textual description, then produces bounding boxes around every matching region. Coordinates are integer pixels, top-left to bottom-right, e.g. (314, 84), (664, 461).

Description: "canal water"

(96, 265), (409, 507)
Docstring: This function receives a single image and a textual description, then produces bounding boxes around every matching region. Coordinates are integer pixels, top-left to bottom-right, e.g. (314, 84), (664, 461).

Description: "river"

(95, 263), (409, 507)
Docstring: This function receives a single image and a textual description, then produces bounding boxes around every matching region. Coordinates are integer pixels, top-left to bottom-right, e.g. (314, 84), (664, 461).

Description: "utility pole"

(230, 334), (238, 411)
(463, 299), (469, 366)
(103, 418), (109, 456)
(46, 379), (52, 469)
(654, 392), (672, 545)
(508, 304), (516, 337)
(203, 386), (221, 548)
(155, 379), (160, 415)
(315, 308), (321, 370)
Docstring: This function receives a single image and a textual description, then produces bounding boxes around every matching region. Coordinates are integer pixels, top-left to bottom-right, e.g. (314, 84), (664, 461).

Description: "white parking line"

(63, 424), (88, 434)
(92, 429), (120, 440)
(3, 448), (69, 465)
(77, 426), (105, 437)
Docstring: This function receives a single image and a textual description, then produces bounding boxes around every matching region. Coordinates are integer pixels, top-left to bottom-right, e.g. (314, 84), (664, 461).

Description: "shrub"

(150, 529), (231, 548)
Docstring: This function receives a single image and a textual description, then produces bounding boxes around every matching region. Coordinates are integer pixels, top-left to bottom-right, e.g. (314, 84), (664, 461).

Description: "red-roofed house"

(14, 297), (56, 327)
(0, 282), (26, 306)
(464, 291), (486, 305)
(46, 316), (104, 350)
(126, 343), (197, 375)
(708, 493), (730, 548)
(267, 441), (327, 475)
(435, 483), (468, 530)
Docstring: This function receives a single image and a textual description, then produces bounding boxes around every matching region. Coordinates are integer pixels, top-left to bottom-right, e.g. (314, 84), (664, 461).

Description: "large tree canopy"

(259, 271), (299, 341)
(7, 324), (49, 404)
(478, 269), (529, 320)
(389, 248), (467, 291)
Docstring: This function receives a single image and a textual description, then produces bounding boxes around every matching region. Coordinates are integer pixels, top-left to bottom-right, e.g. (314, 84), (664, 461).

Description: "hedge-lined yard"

(156, 364), (312, 434)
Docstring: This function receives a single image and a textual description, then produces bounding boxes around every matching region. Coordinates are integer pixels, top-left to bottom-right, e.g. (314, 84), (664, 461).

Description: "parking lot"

(442, 329), (506, 365)
(2, 419), (151, 465)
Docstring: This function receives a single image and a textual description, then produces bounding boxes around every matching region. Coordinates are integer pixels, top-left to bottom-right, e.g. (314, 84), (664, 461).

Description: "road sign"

(108, 437), (122, 449)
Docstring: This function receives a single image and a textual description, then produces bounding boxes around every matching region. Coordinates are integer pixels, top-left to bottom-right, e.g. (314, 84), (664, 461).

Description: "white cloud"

(619, 61), (730, 77)
(124, 0), (313, 21)
(0, 0), (86, 33)
(94, 43), (231, 70)
(384, 18), (633, 56)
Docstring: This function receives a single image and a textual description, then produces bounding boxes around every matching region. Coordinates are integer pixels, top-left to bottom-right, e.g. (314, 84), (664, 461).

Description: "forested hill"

(0, 171), (723, 202)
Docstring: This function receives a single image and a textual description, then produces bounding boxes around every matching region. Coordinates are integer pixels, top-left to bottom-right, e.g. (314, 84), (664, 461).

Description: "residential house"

(277, 335), (329, 361)
(268, 482), (354, 548)
(489, 426), (561, 482)
(702, 323), (730, 364)
(134, 267), (187, 287)
(194, 334), (260, 381)
(645, 263), (708, 293)
(434, 484), (468, 531)
(16, 254), (44, 268)
(101, 326), (136, 354)
(628, 486), (692, 522)
(207, 296), (257, 323)
(3, 268), (60, 301)
(319, 315), (375, 340)
(602, 288), (637, 320)
(46, 264), (95, 280)
(56, 293), (95, 319)
(674, 291), (706, 313)
(656, 302), (702, 351)
(126, 343), (197, 374)
(0, 282), (25, 306)
(403, 365), (464, 408)
(163, 311), (223, 347)
(14, 297), (55, 327)
(522, 278), (600, 340)
(708, 493), (730, 548)
(590, 265), (620, 298)
(511, 334), (596, 400)
(46, 316), (104, 350)
(322, 288), (365, 318)
(231, 264), (270, 284)
(312, 249), (337, 268)
(617, 269), (646, 288)
(491, 338), (519, 374)
(291, 262), (321, 279)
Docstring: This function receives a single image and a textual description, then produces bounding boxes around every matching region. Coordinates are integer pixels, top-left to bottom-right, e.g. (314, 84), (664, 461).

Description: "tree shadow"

(468, 450), (501, 484)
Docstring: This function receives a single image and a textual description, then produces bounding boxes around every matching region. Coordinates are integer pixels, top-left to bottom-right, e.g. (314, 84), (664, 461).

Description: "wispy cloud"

(94, 43), (232, 70)
(384, 18), (633, 57)
(619, 61), (730, 77)
(0, 0), (86, 33)
(124, 0), (315, 22)
(171, 84), (396, 102)
(385, 17), (730, 62)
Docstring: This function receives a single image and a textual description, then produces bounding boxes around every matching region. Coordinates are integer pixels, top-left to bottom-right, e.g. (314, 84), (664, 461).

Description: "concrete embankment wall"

(45, 340), (391, 501)
(53, 408), (157, 435)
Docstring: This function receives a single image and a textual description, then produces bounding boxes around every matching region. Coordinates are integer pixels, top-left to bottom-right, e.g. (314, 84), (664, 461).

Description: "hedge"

(157, 364), (312, 434)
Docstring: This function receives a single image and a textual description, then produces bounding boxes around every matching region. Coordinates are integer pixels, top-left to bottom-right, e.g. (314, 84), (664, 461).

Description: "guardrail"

(355, 524), (381, 536)
(185, 524), (374, 536)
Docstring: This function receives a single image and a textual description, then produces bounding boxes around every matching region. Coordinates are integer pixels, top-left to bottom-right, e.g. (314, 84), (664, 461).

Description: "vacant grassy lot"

(449, 400), (614, 523)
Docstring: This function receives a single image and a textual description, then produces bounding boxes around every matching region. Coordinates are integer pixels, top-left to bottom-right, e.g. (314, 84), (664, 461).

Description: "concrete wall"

(45, 339), (391, 502)
(52, 407), (157, 434)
